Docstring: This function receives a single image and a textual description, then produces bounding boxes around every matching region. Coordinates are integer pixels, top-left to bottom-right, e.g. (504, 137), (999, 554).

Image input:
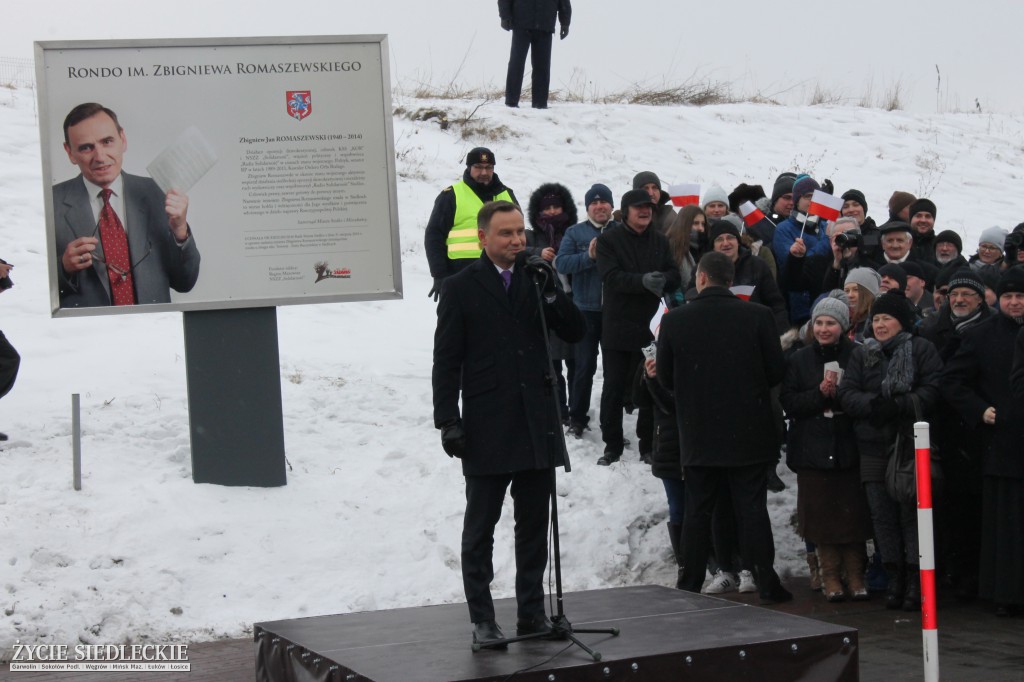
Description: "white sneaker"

(738, 570), (758, 593)
(701, 571), (737, 594)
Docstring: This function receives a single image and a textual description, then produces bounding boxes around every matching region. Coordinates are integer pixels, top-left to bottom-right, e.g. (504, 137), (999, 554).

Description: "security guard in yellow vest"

(425, 147), (518, 300)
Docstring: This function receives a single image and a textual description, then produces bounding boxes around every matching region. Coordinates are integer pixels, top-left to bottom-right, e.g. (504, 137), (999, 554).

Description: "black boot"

(902, 564), (921, 611)
(667, 522), (685, 589)
(884, 562), (905, 610)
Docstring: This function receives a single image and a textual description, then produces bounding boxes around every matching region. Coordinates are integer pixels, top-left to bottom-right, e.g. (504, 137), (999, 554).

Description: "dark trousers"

(679, 464), (781, 593)
(599, 347), (652, 454)
(568, 310), (601, 425)
(505, 29), (553, 108)
(462, 469), (551, 623)
(0, 330), (19, 400)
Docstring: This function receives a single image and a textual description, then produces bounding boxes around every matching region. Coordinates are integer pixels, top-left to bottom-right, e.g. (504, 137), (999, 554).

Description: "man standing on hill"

(499, 0), (571, 110)
(424, 147), (518, 301)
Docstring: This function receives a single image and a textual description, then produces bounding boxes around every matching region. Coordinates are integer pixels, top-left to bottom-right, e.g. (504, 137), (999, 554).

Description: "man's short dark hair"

(63, 103), (122, 145)
(477, 200), (521, 231)
(697, 251), (735, 287)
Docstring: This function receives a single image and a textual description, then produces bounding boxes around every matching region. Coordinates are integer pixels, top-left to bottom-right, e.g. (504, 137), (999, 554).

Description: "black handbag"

(884, 394), (942, 503)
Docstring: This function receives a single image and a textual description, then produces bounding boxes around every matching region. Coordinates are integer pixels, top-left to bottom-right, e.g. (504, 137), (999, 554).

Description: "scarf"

(951, 307), (983, 333)
(536, 212), (571, 252)
(862, 331), (915, 398)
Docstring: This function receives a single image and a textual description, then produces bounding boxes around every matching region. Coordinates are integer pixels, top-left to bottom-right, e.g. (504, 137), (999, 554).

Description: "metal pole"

(72, 393), (81, 491)
(914, 421), (939, 682)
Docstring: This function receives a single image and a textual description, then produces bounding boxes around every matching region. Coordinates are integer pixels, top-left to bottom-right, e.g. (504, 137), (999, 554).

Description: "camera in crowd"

(834, 230), (862, 250)
(1005, 231), (1023, 262)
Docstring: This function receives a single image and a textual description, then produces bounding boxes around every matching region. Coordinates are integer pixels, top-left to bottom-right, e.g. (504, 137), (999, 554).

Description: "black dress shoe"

(597, 448), (621, 466)
(516, 615), (558, 638)
(759, 583), (793, 605)
(0, 432), (8, 441)
(472, 620), (507, 649)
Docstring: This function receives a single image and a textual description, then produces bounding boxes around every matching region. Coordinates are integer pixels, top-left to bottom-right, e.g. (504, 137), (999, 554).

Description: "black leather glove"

(441, 420), (466, 458)
(427, 277), (444, 302)
(642, 272), (666, 297)
(525, 255), (557, 297)
(559, 24), (569, 39)
(869, 395), (900, 427)
(501, 18), (513, 31)
(821, 179), (834, 195)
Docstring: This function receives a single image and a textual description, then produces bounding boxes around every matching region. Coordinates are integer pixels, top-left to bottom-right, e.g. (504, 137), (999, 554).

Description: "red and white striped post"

(914, 421), (939, 682)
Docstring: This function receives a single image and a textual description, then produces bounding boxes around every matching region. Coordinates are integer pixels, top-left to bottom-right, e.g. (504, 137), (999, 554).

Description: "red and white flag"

(738, 201), (766, 228)
(730, 285), (755, 301)
(808, 190), (843, 223)
(668, 183), (700, 208)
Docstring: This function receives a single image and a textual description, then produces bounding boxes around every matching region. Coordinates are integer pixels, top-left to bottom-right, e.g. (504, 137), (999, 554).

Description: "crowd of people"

(427, 148), (1024, 644)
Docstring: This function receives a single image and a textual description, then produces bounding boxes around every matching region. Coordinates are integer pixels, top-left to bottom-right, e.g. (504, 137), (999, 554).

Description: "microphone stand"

(473, 262), (620, 661)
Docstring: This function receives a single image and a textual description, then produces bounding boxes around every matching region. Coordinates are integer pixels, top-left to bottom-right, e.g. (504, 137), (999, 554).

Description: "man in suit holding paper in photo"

(53, 102), (200, 308)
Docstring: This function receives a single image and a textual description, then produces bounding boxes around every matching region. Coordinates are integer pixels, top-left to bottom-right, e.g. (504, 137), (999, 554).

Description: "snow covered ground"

(2, 85), (1022, 655)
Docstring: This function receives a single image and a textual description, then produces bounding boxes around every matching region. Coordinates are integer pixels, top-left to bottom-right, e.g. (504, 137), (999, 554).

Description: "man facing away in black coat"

(432, 200), (584, 648)
(656, 251), (793, 604)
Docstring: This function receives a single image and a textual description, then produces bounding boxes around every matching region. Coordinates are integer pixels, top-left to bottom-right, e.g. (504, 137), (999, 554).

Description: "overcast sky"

(7, 0), (1024, 114)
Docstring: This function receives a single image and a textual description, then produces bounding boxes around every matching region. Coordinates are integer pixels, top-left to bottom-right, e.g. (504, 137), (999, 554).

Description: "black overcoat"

(597, 221), (680, 351)
(432, 253), (584, 476)
(656, 286), (785, 467)
(941, 314), (1024, 478)
(781, 337), (859, 472)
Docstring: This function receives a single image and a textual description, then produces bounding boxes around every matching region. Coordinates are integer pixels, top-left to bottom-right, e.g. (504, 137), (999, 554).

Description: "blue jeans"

(568, 310), (601, 426)
(662, 477), (686, 525)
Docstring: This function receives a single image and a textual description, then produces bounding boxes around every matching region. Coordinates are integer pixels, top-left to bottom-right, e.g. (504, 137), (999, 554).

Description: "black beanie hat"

(908, 198), (937, 220)
(996, 265), (1024, 297)
(878, 263), (908, 291)
(466, 147), (495, 166)
(770, 172), (797, 207)
(870, 290), (915, 331)
(934, 230), (963, 253)
(947, 268), (985, 297)
(841, 189), (868, 214)
(708, 219), (742, 243)
(620, 188), (655, 214)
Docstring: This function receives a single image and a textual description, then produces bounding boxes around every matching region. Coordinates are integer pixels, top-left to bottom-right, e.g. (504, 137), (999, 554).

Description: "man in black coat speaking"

(432, 200), (584, 648)
(656, 251), (792, 604)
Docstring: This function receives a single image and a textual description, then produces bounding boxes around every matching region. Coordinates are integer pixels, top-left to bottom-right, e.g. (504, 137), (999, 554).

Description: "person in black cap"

(499, 0), (571, 109)
(838, 290), (943, 611)
(631, 171), (677, 234)
(594, 189), (680, 465)
(908, 199), (938, 263)
(424, 147), (519, 300)
(940, 265), (1024, 612)
(768, 172), (797, 225)
(934, 230), (968, 269)
(899, 261), (933, 315)
(840, 188), (880, 260)
(877, 220), (938, 288)
(556, 183), (615, 438)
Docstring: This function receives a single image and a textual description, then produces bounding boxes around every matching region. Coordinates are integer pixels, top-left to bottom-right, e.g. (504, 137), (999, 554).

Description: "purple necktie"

(501, 269), (512, 291)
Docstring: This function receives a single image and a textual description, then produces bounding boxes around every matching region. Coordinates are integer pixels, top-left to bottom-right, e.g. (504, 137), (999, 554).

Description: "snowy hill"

(2, 86), (1022, 653)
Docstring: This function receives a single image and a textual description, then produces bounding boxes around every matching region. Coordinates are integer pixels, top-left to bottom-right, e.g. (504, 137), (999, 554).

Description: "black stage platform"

(255, 585), (858, 681)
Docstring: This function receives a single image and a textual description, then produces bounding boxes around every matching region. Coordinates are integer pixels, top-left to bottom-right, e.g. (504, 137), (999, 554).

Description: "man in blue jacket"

(555, 183), (613, 438)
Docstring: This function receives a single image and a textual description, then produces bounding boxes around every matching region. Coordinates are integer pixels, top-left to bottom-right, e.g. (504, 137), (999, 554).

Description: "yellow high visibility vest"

(446, 182), (514, 260)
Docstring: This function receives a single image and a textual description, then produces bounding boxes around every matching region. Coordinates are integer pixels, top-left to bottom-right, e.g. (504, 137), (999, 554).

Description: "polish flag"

(808, 190), (844, 223)
(730, 285), (755, 301)
(738, 201), (766, 228)
(668, 183), (700, 207)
